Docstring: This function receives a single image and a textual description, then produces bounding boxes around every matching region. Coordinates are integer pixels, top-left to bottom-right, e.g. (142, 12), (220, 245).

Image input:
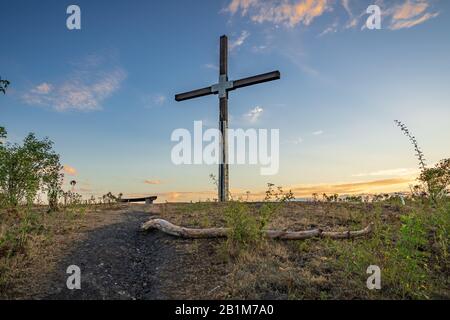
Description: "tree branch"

(142, 218), (374, 240)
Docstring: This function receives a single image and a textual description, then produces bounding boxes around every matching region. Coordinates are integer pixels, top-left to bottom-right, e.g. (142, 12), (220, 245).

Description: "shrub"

(419, 159), (450, 201)
(224, 184), (294, 256)
(224, 201), (260, 255)
(0, 78), (10, 94)
(0, 129), (63, 210)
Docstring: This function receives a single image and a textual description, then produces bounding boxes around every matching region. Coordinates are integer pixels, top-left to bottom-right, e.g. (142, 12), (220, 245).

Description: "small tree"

(0, 126), (6, 141)
(0, 129), (63, 209)
(419, 159), (450, 200)
(0, 77), (10, 94)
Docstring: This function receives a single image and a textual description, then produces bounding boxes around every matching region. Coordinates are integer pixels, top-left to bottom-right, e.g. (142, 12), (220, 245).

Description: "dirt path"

(34, 208), (179, 300)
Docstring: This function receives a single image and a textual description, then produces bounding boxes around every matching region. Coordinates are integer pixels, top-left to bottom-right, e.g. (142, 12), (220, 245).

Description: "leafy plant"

(395, 120), (449, 203)
(224, 183), (294, 256)
(0, 77), (10, 94)
(419, 159), (450, 201)
(224, 201), (260, 255)
(0, 129), (63, 210)
(0, 127), (6, 142)
(395, 120), (427, 172)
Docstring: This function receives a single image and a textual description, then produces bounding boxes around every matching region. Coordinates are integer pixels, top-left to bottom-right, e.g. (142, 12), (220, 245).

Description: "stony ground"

(13, 205), (224, 300)
(39, 210), (172, 299)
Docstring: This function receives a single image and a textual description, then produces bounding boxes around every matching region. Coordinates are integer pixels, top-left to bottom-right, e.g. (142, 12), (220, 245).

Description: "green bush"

(0, 128), (63, 210)
(329, 200), (449, 299)
(224, 184), (294, 256)
(0, 210), (43, 258)
(224, 201), (260, 255)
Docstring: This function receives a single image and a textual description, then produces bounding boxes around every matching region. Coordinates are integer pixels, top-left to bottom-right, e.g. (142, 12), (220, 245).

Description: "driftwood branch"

(141, 218), (374, 240)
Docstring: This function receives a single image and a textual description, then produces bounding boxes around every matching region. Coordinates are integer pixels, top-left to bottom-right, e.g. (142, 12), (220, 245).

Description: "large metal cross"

(175, 35), (281, 202)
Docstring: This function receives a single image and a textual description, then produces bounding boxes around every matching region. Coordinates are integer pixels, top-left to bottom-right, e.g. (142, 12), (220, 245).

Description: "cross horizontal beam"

(175, 86), (212, 102)
(174, 70), (280, 102)
(231, 71), (280, 91)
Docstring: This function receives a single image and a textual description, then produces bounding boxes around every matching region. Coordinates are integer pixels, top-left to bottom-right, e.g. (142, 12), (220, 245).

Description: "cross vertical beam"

(174, 35), (280, 203)
(219, 35), (229, 202)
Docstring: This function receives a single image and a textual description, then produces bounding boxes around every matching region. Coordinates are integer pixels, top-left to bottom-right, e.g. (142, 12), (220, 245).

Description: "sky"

(1, 0), (449, 202)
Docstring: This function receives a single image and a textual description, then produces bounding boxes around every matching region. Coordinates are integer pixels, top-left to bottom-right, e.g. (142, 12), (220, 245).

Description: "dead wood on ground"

(141, 218), (374, 240)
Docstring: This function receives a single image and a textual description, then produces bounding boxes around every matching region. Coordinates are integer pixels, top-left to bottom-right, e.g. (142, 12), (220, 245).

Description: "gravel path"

(38, 210), (176, 300)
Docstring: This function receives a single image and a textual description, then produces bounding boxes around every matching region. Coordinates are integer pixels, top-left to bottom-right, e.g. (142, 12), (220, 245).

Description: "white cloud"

(312, 130), (323, 135)
(23, 66), (126, 112)
(246, 106), (264, 123)
(204, 63), (219, 71)
(252, 45), (268, 53)
(341, 0), (352, 16)
(318, 21), (338, 37)
(341, 0), (359, 28)
(142, 94), (167, 108)
(32, 82), (53, 94)
(286, 137), (304, 144)
(228, 0), (259, 15)
(144, 179), (163, 185)
(352, 168), (418, 177)
(230, 30), (250, 50)
(154, 94), (166, 105)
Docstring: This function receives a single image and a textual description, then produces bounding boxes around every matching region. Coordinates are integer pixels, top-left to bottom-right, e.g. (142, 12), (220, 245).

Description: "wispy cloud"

(390, 11), (439, 30)
(227, 0), (439, 31)
(154, 177), (414, 202)
(154, 94), (166, 106)
(141, 93), (167, 108)
(228, 0), (258, 16)
(230, 30), (250, 50)
(63, 164), (77, 176)
(32, 82), (53, 94)
(227, 0), (331, 27)
(312, 130), (323, 135)
(388, 0), (439, 30)
(341, 0), (359, 28)
(22, 57), (126, 112)
(318, 21), (339, 37)
(352, 168), (418, 177)
(204, 63), (219, 71)
(393, 0), (428, 20)
(286, 137), (304, 144)
(144, 179), (163, 185)
(245, 106), (264, 123)
(287, 177), (413, 196)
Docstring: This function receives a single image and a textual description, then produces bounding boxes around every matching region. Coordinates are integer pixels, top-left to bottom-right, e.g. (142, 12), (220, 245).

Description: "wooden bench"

(119, 196), (157, 204)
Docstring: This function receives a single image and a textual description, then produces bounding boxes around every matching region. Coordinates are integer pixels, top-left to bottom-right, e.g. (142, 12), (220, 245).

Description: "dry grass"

(1, 201), (447, 300)
(0, 204), (126, 298)
(141, 201), (448, 300)
(143, 201), (396, 231)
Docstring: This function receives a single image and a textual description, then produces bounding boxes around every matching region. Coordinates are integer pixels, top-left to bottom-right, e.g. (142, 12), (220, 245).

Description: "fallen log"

(141, 218), (374, 240)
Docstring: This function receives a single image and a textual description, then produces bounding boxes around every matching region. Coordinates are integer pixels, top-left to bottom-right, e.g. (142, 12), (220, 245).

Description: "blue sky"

(1, 0), (449, 201)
